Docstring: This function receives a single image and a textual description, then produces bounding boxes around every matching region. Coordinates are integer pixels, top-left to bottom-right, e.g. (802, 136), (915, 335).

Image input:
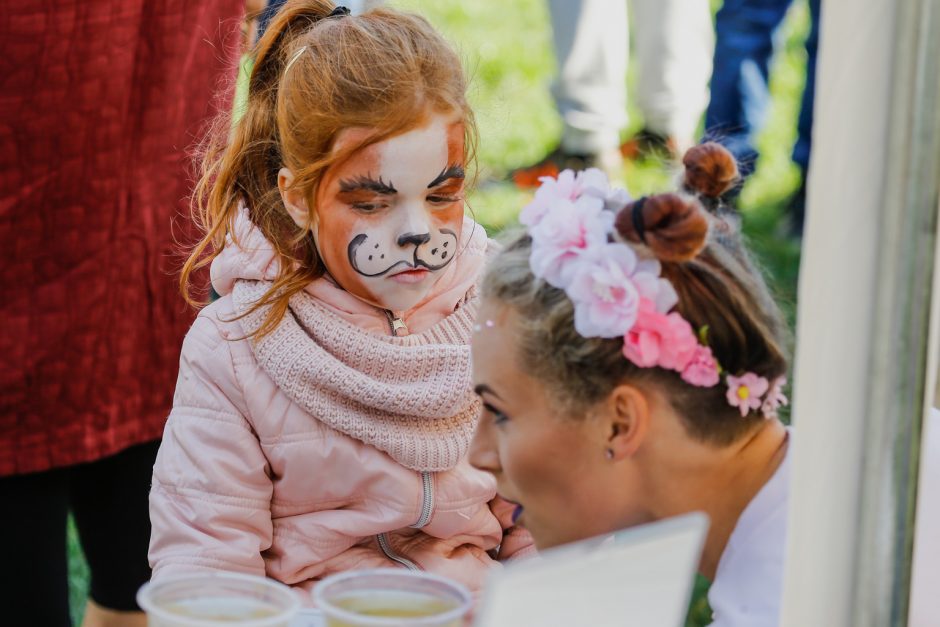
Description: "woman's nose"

(468, 423), (500, 474)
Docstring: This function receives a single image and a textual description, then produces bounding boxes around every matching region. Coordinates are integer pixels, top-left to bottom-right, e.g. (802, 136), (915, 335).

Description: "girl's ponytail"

(250, 1), (335, 95)
(181, 1), (336, 309)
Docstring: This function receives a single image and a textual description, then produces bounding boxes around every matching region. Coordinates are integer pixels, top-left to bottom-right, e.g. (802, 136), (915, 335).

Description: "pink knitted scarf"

(231, 280), (481, 472)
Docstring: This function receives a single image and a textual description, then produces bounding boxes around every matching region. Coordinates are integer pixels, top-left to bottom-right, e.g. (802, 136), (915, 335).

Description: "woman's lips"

(389, 267), (430, 284)
(500, 495), (525, 524)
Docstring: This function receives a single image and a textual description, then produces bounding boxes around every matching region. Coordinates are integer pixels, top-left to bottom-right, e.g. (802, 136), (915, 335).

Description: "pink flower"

(598, 186), (632, 213)
(574, 168), (612, 197)
(629, 258), (679, 313)
(726, 373), (770, 418)
(681, 345), (721, 387)
(529, 194), (613, 288)
(520, 168), (612, 227)
(567, 243), (642, 338)
(622, 299), (699, 371)
(761, 376), (789, 418)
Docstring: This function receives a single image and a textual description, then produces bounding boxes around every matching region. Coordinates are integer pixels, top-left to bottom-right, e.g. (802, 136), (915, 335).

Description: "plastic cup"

(136, 572), (301, 626)
(314, 569), (472, 627)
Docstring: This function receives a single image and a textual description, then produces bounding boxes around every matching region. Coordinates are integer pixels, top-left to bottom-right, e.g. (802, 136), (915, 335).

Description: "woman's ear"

(278, 167), (311, 230)
(603, 384), (650, 461)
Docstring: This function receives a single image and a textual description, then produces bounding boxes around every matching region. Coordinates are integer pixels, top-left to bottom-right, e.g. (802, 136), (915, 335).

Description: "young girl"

(149, 0), (530, 597)
(469, 144), (792, 625)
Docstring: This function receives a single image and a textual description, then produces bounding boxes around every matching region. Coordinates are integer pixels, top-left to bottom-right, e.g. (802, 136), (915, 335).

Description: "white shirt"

(707, 441), (790, 627)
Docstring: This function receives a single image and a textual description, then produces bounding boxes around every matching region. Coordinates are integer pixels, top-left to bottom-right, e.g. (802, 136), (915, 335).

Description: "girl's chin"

(364, 278), (439, 312)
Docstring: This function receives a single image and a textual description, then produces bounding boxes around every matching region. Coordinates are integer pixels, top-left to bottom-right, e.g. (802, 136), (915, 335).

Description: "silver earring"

(605, 448), (614, 460)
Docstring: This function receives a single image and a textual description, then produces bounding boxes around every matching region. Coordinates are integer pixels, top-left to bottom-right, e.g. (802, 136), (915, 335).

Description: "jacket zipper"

(383, 310), (408, 337)
(376, 533), (420, 570)
(410, 471), (435, 529)
(375, 471), (435, 568)
(375, 310), (430, 568)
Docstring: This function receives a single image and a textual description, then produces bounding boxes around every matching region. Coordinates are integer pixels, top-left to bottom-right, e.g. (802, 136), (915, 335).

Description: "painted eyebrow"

(338, 174), (397, 195)
(427, 164), (465, 189)
(473, 384), (503, 400)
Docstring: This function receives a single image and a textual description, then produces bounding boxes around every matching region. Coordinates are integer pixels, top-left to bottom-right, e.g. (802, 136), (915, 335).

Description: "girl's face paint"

(314, 114), (466, 312)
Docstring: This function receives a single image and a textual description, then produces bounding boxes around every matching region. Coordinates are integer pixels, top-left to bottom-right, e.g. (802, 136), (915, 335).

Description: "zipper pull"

(384, 310), (409, 336)
(391, 317), (408, 336)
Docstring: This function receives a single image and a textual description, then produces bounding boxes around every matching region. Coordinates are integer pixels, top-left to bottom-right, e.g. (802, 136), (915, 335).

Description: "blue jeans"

(258, 0), (288, 37)
(704, 0), (821, 178)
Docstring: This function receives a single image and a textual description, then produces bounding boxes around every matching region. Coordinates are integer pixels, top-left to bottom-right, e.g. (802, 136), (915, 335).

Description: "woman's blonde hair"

(483, 144), (790, 445)
(181, 1), (477, 337)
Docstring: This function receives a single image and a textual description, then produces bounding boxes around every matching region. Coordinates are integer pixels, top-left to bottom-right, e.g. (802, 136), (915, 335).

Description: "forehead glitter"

(473, 319), (496, 333)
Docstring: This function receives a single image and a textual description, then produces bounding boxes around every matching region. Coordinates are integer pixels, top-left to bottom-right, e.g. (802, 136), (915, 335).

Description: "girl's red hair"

(181, 1), (476, 338)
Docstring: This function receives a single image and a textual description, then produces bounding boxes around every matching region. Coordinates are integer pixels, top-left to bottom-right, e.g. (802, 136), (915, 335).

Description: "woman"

(468, 143), (791, 626)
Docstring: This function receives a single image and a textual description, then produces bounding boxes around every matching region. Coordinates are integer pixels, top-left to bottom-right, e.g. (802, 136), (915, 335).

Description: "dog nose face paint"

(315, 115), (466, 312)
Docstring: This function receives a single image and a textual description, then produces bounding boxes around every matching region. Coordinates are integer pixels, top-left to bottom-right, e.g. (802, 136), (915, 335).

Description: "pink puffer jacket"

(148, 214), (532, 600)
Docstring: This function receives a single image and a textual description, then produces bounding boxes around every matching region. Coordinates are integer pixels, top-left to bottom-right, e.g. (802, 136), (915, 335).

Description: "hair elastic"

(631, 196), (649, 244)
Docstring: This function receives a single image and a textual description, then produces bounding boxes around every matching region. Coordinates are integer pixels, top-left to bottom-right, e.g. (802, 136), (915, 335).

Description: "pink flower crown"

(521, 169), (787, 419)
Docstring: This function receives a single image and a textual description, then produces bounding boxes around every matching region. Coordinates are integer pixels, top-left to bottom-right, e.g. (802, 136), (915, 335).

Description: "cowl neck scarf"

(232, 280), (481, 471)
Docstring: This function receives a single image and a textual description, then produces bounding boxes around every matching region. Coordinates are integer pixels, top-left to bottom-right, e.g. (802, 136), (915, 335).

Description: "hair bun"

(682, 142), (739, 198)
(614, 193), (708, 263)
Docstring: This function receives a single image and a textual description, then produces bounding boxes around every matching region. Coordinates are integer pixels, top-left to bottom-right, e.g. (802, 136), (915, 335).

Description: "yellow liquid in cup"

(325, 592), (461, 626)
(161, 597), (281, 621)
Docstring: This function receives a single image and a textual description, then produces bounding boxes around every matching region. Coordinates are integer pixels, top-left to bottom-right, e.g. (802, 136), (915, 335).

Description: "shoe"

(774, 182), (806, 241)
(510, 146), (624, 189)
(786, 182), (806, 239)
(620, 128), (680, 161)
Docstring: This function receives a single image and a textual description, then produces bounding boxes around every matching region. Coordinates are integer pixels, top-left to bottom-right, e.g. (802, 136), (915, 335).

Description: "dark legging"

(0, 440), (160, 626)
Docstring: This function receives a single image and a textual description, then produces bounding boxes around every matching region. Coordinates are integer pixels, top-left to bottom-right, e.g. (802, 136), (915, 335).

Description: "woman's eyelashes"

(483, 402), (510, 425)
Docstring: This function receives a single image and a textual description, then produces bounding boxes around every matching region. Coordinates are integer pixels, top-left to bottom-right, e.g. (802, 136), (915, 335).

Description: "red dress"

(0, 0), (244, 476)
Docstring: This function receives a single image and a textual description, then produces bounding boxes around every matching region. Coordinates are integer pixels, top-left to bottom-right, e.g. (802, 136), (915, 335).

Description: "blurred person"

(0, 0), (244, 625)
(472, 144), (794, 626)
(704, 0), (821, 236)
(148, 0), (532, 601)
(512, 0), (714, 188)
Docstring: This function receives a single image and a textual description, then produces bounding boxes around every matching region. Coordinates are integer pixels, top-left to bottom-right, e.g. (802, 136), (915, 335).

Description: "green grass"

(68, 2), (810, 625)
(68, 515), (90, 625)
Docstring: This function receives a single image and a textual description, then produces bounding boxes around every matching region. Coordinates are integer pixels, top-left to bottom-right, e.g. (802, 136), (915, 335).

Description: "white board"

(476, 512), (709, 627)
